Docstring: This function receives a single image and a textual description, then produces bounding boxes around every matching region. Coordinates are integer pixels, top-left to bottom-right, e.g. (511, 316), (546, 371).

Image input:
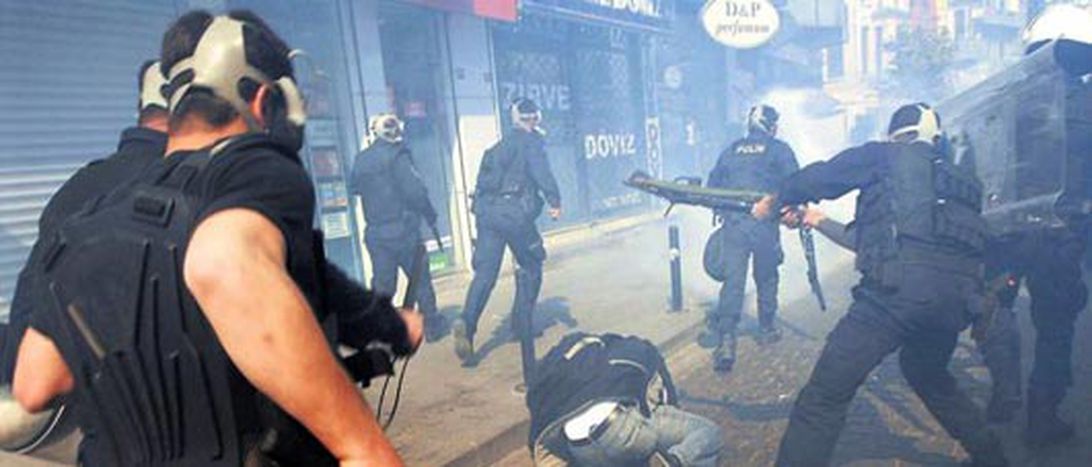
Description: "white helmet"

(888, 103), (942, 146)
(746, 104), (779, 136)
(1023, 4), (1092, 53)
(368, 113), (404, 144)
(138, 60), (168, 112)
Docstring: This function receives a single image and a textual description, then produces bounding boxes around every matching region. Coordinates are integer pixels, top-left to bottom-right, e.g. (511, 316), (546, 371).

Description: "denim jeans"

(566, 404), (723, 467)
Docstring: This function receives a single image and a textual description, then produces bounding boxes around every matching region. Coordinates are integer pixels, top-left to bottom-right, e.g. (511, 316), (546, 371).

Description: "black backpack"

(526, 332), (677, 449)
(37, 135), (295, 466)
(474, 138), (512, 198)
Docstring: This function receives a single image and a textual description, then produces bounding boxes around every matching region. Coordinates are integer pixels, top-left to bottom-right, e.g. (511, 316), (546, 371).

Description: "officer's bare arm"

(12, 328), (73, 413)
(184, 208), (404, 466)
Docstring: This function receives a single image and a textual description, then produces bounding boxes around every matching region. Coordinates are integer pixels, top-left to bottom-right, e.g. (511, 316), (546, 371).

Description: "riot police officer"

(974, 5), (1092, 446)
(0, 59), (168, 453)
(350, 113), (445, 341)
(2, 60), (168, 386)
(705, 105), (799, 372)
(756, 104), (1008, 466)
(454, 98), (561, 383)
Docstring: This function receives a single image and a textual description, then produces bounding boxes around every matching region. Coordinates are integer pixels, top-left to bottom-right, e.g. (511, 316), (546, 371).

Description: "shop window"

(377, 3), (457, 270)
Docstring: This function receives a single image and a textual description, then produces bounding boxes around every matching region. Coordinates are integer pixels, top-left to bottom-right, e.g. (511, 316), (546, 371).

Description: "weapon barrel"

(624, 170), (766, 213)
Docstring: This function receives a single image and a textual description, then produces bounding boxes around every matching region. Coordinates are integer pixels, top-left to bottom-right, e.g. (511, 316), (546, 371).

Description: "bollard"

(669, 224), (683, 312)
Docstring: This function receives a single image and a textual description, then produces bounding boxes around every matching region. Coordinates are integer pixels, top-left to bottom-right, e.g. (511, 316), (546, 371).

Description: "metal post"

(669, 224), (683, 312)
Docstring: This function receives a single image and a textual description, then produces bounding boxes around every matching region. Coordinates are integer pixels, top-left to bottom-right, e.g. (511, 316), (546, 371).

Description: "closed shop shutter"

(492, 15), (588, 228)
(0, 1), (179, 318)
(570, 25), (646, 217)
(493, 14), (649, 225)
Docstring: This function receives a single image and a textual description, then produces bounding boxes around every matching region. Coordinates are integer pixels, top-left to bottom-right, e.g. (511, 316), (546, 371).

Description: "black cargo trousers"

(461, 196), (546, 381)
(980, 227), (1087, 413)
(710, 217), (782, 335)
(776, 259), (1002, 466)
(364, 220), (439, 317)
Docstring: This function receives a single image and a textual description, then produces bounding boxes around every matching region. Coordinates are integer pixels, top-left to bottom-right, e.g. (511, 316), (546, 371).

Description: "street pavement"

(481, 211), (1092, 466)
(10, 203), (1092, 466)
(382, 204), (859, 466)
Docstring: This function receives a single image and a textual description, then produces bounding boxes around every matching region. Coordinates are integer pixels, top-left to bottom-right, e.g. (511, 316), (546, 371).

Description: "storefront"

(374, 1), (458, 270)
(233, 0), (369, 280)
(655, 0), (732, 178)
(491, 0), (674, 228)
(0, 0), (371, 319)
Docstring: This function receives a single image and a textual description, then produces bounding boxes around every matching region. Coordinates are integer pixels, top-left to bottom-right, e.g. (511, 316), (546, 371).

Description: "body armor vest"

(477, 133), (536, 198)
(39, 136), (300, 466)
(354, 142), (411, 228)
(855, 142), (987, 282)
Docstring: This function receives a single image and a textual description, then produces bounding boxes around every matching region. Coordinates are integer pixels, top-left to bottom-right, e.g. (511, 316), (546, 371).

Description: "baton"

(402, 244), (428, 309)
(429, 223), (445, 253)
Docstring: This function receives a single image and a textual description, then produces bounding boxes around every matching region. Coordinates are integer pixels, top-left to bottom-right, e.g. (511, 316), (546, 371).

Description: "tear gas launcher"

(624, 170), (827, 312)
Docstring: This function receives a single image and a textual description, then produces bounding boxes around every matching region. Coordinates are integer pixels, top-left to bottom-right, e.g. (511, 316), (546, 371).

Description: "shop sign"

(498, 81), (572, 112)
(584, 132), (639, 160)
(700, 0), (781, 49)
(525, 0), (674, 31)
(645, 117), (663, 178)
(321, 211), (352, 239)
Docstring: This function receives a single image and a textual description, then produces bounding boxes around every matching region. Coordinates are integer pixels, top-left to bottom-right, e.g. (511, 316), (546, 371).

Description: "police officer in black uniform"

(758, 104), (1008, 467)
(706, 105), (799, 372)
(981, 229), (1085, 446)
(454, 98), (561, 382)
(1, 61), (169, 385)
(349, 113), (445, 341)
(11, 11), (407, 465)
(973, 15), (1092, 445)
(0, 60), (168, 452)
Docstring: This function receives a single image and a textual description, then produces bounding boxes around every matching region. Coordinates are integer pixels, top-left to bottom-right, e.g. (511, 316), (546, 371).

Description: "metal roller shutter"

(0, 0), (180, 319)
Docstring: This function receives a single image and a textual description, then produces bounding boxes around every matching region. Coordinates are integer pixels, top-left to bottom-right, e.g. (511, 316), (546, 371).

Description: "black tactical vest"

(855, 142), (987, 283)
(38, 136), (302, 466)
(476, 131), (537, 199)
(352, 141), (411, 229)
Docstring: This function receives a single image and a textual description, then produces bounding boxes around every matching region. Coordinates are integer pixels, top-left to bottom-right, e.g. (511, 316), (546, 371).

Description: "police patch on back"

(734, 142), (768, 156)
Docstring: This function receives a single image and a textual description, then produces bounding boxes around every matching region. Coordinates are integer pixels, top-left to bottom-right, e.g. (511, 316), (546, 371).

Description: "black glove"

(323, 263), (413, 357)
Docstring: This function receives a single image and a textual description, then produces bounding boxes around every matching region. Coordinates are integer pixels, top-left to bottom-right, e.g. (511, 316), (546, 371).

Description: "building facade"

(4, 0), (767, 317)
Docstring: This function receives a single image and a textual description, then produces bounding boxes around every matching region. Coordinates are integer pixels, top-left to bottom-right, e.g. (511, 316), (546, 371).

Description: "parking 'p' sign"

(700, 0), (780, 49)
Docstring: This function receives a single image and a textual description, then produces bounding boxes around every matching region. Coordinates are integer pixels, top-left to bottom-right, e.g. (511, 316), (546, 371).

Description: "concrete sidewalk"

(380, 207), (857, 466)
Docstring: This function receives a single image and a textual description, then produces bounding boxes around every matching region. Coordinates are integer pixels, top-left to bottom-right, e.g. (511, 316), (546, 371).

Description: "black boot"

(756, 322), (783, 345)
(424, 312), (448, 343)
(961, 430), (1009, 467)
(1025, 387), (1075, 448)
(452, 319), (475, 366)
(714, 330), (737, 373)
(981, 307), (1022, 424)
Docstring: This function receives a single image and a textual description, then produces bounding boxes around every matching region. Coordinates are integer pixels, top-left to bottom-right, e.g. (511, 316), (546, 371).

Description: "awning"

(398, 0), (518, 22)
